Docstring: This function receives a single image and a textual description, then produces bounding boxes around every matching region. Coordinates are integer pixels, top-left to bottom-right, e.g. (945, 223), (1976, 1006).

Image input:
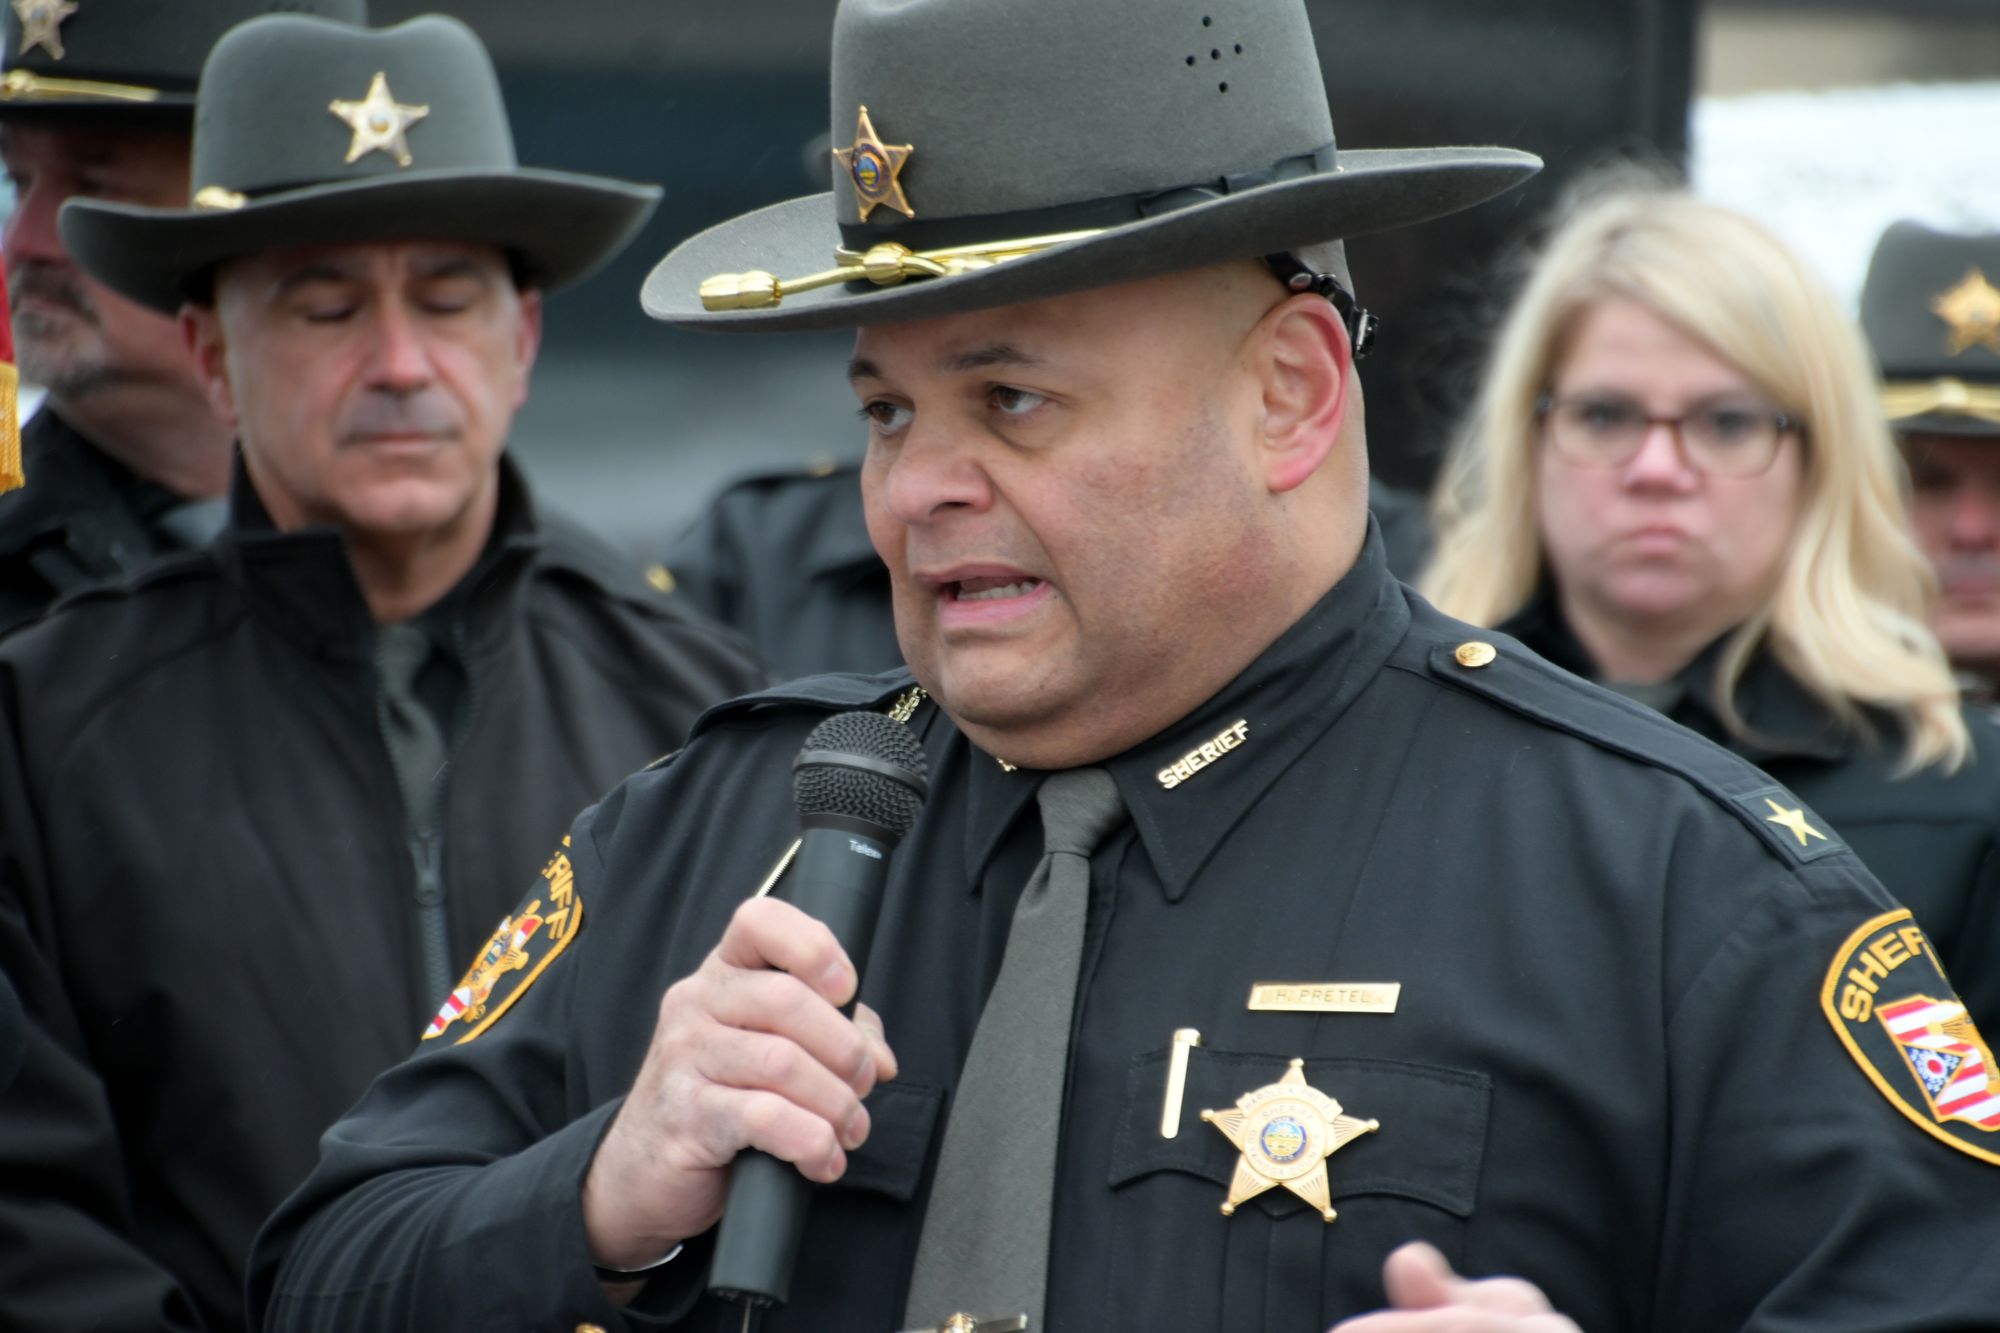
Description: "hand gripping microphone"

(708, 709), (930, 1308)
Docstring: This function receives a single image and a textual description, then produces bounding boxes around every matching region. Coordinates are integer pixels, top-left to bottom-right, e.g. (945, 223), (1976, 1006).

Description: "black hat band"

(835, 142), (1338, 254)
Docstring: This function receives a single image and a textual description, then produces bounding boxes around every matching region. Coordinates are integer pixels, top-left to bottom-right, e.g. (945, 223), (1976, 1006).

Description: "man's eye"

(421, 282), (481, 314)
(990, 385), (1047, 417)
(1908, 462), (1953, 494)
(298, 300), (356, 323)
(860, 400), (913, 434)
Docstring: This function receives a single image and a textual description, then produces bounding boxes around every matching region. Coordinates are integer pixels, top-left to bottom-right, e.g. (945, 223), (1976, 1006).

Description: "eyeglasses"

(1537, 393), (1799, 477)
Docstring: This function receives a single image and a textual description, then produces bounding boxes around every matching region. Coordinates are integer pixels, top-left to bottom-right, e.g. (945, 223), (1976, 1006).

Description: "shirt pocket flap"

(833, 1078), (944, 1202)
(1108, 1047), (1490, 1220)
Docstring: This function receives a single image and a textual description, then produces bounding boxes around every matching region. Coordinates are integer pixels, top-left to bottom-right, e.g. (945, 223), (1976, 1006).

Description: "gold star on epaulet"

(329, 71), (429, 168)
(1763, 797), (1827, 849)
(13, 0), (78, 60)
(1933, 267), (2000, 357)
(832, 105), (914, 223)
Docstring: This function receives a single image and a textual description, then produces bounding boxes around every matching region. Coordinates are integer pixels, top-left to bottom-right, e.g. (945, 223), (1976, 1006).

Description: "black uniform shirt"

(1503, 590), (2000, 1033)
(252, 534), (2000, 1332)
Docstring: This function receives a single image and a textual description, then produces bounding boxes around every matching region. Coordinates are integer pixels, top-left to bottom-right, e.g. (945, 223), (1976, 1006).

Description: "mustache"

(337, 391), (463, 444)
(8, 260), (99, 325)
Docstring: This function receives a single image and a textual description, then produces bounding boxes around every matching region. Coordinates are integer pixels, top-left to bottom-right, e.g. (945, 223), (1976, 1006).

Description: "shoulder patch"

(422, 836), (583, 1045)
(1822, 908), (2000, 1165)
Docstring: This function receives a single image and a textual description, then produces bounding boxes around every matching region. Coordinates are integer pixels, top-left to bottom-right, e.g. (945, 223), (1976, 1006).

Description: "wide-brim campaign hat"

(58, 13), (659, 314)
(1861, 221), (2000, 439)
(642, 0), (1540, 333)
(0, 0), (364, 122)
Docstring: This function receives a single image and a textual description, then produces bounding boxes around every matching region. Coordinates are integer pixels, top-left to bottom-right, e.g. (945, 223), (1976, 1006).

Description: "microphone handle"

(708, 815), (898, 1307)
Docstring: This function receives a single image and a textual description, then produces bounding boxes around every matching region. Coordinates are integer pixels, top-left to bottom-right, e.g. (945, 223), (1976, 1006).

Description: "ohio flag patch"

(1822, 908), (2000, 1165)
(422, 835), (583, 1045)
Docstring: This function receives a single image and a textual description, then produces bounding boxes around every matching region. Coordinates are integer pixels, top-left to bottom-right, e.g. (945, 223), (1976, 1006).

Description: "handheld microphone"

(708, 709), (930, 1308)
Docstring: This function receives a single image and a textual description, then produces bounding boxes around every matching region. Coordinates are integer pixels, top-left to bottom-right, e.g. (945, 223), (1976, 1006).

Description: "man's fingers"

(693, 1026), (873, 1150)
(702, 966), (886, 1096)
(712, 1085), (851, 1183)
(1456, 1279), (1557, 1316)
(1328, 1243), (1575, 1333)
(1381, 1241), (1456, 1310)
(711, 897), (858, 1005)
(854, 1002), (899, 1083)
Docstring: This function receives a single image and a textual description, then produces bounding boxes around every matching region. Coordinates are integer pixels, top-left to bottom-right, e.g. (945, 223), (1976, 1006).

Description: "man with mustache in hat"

(0, 0), (368, 631)
(1864, 223), (2000, 698)
(0, 12), (764, 1331)
(252, 2), (2000, 1329)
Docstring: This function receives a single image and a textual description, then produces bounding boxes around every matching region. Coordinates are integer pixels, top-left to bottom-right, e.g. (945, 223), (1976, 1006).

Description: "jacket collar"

(214, 451), (541, 662)
(958, 521), (1411, 901)
(1501, 585), (1852, 764)
(0, 407), (182, 559)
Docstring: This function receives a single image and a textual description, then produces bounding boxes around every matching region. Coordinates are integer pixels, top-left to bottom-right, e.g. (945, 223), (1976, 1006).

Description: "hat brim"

(0, 89), (194, 124)
(642, 145), (1539, 332)
(1892, 410), (2000, 439)
(61, 167), (661, 314)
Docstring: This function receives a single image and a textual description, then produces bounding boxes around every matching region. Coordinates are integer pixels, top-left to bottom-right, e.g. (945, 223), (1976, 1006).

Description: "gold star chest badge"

(13, 0), (78, 60)
(1200, 1058), (1378, 1222)
(329, 71), (429, 168)
(833, 104), (914, 222)
(1934, 268), (2000, 357)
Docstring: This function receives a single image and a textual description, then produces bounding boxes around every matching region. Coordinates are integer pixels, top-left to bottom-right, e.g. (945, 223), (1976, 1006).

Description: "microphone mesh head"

(793, 710), (930, 837)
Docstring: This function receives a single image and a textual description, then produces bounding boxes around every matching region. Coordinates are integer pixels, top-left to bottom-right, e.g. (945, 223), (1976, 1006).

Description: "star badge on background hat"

(0, 0), (364, 119)
(55, 12), (661, 315)
(330, 71), (428, 166)
(1861, 221), (2000, 438)
(641, 0), (1540, 333)
(12, 0), (77, 61)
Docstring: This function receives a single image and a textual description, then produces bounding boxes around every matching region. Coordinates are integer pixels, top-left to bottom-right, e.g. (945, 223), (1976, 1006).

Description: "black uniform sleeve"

(249, 781), (678, 1330)
(0, 672), (205, 1332)
(1944, 840), (2000, 1040)
(1654, 856), (2000, 1329)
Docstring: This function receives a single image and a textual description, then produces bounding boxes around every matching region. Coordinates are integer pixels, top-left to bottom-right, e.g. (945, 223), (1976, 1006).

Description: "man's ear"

(179, 301), (240, 430)
(510, 287), (543, 412)
(1254, 292), (1353, 495)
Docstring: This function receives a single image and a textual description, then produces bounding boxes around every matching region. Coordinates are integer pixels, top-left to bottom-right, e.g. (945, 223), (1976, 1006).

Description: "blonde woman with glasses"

(1425, 187), (2000, 1029)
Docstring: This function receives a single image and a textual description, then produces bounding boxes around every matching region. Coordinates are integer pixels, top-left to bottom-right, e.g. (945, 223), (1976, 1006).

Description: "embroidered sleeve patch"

(421, 835), (583, 1045)
(1821, 908), (2000, 1165)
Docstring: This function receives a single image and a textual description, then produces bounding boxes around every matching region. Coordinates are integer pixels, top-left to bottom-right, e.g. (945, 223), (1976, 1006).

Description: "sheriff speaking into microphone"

(252, 0), (2000, 1328)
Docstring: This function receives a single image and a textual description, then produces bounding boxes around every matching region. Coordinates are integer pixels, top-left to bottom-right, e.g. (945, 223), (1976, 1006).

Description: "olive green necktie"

(903, 767), (1128, 1332)
(375, 623), (452, 1005)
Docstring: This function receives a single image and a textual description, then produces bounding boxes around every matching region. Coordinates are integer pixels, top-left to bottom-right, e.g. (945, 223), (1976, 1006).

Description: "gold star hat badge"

(1200, 1058), (1378, 1222)
(833, 104), (914, 223)
(329, 70), (429, 168)
(1933, 267), (2000, 357)
(12, 0), (77, 60)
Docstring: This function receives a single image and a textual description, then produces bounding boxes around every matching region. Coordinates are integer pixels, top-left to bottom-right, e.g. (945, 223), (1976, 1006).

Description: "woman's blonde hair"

(1422, 183), (1968, 773)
